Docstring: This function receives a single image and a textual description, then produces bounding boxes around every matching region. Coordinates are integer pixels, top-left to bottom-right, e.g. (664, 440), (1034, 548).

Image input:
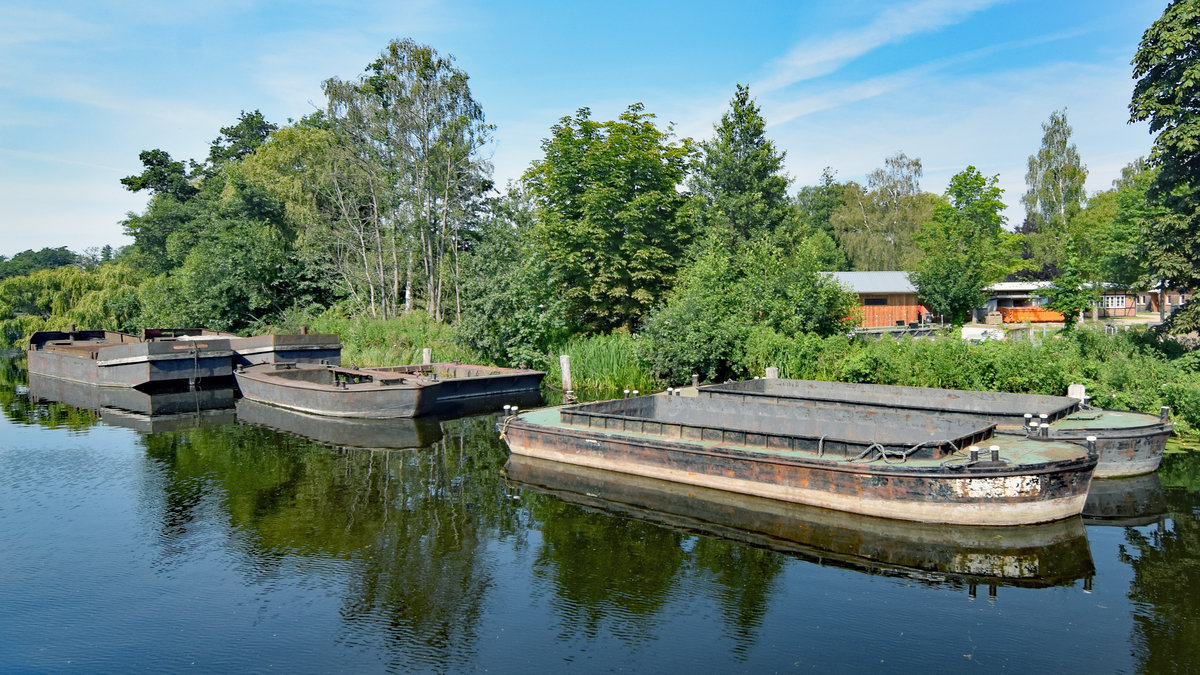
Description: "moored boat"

(141, 329), (343, 367)
(234, 362), (440, 418)
(226, 333), (342, 366)
(699, 378), (1171, 478)
(499, 394), (1097, 526)
(27, 330), (233, 389)
(366, 363), (544, 405)
(505, 454), (1095, 589)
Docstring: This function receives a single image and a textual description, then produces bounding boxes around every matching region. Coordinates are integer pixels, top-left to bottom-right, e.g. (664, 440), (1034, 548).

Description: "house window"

(863, 297), (887, 306)
(1102, 295), (1126, 309)
(1138, 295), (1145, 305)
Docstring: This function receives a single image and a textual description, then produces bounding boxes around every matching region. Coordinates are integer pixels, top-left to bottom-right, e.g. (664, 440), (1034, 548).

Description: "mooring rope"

(844, 438), (963, 465)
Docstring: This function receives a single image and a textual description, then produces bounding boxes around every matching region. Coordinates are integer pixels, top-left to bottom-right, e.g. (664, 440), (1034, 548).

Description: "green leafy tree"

(203, 109), (278, 173)
(1022, 109), (1088, 272)
(525, 104), (693, 333)
(120, 149), (199, 201)
(911, 167), (1020, 326)
(1043, 249), (1097, 330)
(830, 153), (933, 270)
(1065, 160), (1163, 291)
(456, 187), (570, 368)
(795, 167), (846, 241)
(1130, 0), (1200, 331)
(639, 231), (857, 383)
(1131, 0), (1200, 201)
(689, 84), (791, 242)
(0, 247), (80, 280)
(320, 39), (493, 320)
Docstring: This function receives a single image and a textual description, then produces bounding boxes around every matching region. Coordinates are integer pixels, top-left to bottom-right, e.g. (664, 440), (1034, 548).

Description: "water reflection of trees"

(133, 407), (795, 663)
(138, 414), (522, 672)
(523, 491), (784, 657)
(1123, 452), (1200, 674)
(1, 356), (101, 430)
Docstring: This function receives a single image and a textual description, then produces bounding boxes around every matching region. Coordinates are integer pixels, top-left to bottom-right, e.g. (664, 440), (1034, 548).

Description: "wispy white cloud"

(754, 0), (1009, 93)
(0, 147), (126, 173)
(0, 7), (96, 47)
(765, 57), (1150, 227)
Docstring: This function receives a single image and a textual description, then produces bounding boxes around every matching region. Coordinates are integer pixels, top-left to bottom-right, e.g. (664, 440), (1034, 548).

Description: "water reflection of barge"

(699, 379), (1171, 478)
(26, 372), (237, 432)
(1082, 471), (1167, 527)
(27, 372), (235, 416)
(236, 398), (444, 449)
(504, 454), (1095, 590)
(500, 394), (1096, 526)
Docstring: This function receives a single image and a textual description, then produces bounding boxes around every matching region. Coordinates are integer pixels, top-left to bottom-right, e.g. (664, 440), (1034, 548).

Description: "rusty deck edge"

(505, 438), (1087, 526)
(505, 419), (1095, 479)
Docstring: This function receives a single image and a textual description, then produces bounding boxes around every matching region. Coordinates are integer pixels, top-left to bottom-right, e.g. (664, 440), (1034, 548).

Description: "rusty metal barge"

(499, 394), (1097, 526)
(367, 362), (544, 408)
(699, 379), (1170, 478)
(27, 330), (233, 389)
(234, 362), (440, 418)
(505, 454), (1095, 589)
(140, 329), (343, 367)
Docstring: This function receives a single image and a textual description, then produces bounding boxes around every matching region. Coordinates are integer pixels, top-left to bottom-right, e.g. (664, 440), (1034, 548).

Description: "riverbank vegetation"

(2, 5), (1198, 436)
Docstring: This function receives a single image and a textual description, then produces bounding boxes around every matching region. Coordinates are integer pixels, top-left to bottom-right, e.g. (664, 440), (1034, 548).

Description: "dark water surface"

(2, 357), (1198, 673)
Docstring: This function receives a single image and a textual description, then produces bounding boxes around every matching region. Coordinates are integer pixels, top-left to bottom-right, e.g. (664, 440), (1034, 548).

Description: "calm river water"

(2, 356), (1198, 673)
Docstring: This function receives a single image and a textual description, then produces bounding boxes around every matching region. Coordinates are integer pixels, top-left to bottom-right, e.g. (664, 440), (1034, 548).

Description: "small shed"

(827, 271), (924, 328)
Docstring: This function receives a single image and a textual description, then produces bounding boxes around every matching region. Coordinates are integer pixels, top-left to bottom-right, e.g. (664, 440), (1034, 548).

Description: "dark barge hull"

(226, 333), (342, 366)
(234, 362), (439, 418)
(699, 379), (1170, 479)
(505, 454), (1095, 588)
(27, 330), (233, 389)
(500, 396), (1096, 526)
(140, 329), (343, 367)
(367, 363), (544, 404)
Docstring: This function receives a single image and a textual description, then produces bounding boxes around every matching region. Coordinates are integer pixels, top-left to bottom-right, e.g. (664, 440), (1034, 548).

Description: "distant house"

(980, 281), (1139, 322)
(977, 281), (1055, 323)
(1097, 289), (1137, 318)
(827, 271), (925, 328)
(1138, 287), (1193, 315)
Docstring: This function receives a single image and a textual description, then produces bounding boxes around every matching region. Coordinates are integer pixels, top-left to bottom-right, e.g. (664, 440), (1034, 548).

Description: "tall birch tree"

(319, 39), (492, 320)
(1021, 109), (1088, 272)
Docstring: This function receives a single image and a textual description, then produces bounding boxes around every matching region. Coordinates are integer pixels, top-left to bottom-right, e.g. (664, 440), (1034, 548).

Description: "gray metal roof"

(825, 271), (916, 294)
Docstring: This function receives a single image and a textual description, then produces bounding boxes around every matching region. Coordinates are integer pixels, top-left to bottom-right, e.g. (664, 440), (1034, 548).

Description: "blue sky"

(0, 0), (1169, 257)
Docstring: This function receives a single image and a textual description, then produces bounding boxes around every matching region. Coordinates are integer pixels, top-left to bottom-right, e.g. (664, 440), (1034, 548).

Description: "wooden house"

(828, 271), (925, 328)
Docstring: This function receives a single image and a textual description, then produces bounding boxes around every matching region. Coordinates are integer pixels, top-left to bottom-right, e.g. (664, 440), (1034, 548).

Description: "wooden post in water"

(422, 348), (432, 365)
(560, 355), (574, 400)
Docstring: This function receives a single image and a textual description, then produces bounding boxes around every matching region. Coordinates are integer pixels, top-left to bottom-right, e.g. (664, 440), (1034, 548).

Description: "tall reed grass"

(306, 311), (485, 368)
(543, 332), (662, 396)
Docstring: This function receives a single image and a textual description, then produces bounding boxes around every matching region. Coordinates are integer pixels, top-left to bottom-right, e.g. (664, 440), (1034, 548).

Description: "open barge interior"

(533, 395), (1091, 469)
(699, 378), (1081, 424)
